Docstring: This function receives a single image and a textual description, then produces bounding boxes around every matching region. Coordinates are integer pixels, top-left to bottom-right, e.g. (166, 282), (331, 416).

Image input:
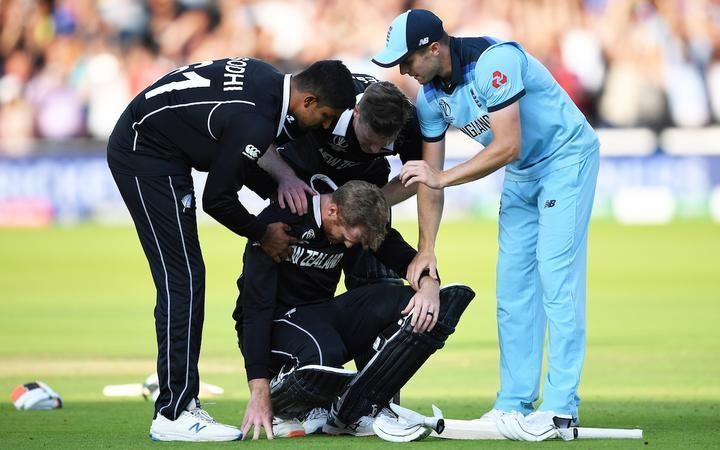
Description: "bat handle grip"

(424, 417), (445, 434)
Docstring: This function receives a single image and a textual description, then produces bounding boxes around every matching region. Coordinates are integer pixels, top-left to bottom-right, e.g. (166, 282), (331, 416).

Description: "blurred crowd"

(1, 0), (720, 154)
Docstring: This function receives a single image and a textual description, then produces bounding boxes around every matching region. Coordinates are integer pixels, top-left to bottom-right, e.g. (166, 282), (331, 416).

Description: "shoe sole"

(322, 426), (375, 437)
(149, 432), (242, 442)
(285, 430), (306, 438)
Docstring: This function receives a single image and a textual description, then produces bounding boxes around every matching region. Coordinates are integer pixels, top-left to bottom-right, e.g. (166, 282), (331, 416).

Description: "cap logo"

(418, 37), (429, 46)
(386, 26), (393, 44)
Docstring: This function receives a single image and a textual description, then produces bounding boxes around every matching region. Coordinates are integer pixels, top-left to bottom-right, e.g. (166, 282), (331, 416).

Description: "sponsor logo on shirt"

(243, 144), (261, 160)
(492, 70), (508, 89)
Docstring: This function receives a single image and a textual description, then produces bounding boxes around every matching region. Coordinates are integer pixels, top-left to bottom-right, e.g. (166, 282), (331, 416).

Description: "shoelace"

(381, 407), (399, 419)
(188, 407), (217, 424)
(304, 408), (328, 421)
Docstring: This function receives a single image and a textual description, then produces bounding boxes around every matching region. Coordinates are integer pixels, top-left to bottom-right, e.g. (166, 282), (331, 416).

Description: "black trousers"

(112, 170), (204, 420)
(267, 284), (415, 374)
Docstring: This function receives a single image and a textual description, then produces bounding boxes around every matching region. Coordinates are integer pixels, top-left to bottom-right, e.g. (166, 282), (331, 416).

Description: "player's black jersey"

(278, 73), (423, 185)
(237, 188), (417, 379)
(107, 57), (299, 240)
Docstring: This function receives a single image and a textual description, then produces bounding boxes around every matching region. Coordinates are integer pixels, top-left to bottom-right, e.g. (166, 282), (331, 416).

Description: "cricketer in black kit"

(106, 57), (356, 441)
(257, 74), (423, 210)
(233, 178), (474, 440)
(251, 76), (426, 289)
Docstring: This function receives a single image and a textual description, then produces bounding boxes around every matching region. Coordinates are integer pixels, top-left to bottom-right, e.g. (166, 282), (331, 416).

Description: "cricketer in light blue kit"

(373, 9), (600, 435)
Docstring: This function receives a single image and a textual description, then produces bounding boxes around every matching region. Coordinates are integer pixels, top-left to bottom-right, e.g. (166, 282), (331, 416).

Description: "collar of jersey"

(432, 37), (464, 95)
(331, 93), (363, 136)
(312, 195), (322, 228)
(276, 74), (292, 138)
(332, 92), (396, 153)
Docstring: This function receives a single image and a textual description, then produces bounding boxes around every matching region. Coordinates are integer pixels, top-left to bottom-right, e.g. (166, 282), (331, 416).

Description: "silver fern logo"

(181, 194), (193, 213)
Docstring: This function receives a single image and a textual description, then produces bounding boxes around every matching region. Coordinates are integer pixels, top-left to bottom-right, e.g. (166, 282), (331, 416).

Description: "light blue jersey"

(416, 37), (599, 181)
(414, 36), (601, 416)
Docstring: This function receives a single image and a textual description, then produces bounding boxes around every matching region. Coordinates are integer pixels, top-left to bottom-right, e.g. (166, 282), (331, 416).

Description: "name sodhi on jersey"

(223, 57), (250, 92)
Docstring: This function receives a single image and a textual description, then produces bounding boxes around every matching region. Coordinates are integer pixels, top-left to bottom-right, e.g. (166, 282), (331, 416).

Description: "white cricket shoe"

(272, 417), (306, 438)
(478, 408), (508, 424)
(303, 408), (328, 434)
(323, 409), (375, 436)
(149, 399), (242, 441)
(525, 410), (579, 428)
(373, 406), (433, 442)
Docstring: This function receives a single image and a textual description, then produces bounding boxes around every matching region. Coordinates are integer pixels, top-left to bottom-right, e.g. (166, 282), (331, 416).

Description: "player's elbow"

(498, 138), (521, 165)
(201, 193), (221, 218)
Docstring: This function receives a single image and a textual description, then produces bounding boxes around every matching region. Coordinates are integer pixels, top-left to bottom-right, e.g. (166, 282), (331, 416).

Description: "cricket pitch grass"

(1, 220), (718, 448)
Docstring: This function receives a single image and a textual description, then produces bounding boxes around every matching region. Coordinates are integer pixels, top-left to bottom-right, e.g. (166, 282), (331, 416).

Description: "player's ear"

(429, 42), (441, 56)
(303, 95), (319, 108)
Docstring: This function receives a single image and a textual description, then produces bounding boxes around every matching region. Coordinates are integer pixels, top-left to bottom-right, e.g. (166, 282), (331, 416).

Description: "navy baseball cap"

(372, 9), (445, 68)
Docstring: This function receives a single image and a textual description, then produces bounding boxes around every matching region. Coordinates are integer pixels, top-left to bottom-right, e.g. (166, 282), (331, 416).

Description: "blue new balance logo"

(189, 422), (207, 433)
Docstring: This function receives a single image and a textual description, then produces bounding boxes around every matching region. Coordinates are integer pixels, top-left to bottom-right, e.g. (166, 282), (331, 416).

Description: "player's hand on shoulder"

(277, 176), (314, 215)
(242, 379), (274, 440)
(260, 222), (298, 262)
(399, 160), (446, 189)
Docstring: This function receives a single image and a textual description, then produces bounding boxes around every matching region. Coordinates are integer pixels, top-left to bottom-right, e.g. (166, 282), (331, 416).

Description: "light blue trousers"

(494, 151), (599, 416)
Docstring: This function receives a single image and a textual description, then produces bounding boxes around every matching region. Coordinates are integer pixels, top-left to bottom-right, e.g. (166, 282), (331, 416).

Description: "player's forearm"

(202, 189), (266, 241)
(257, 145), (296, 183)
(416, 183), (443, 253)
(441, 102), (521, 187)
(248, 378), (270, 395)
(417, 139), (445, 252)
(382, 176), (417, 206)
(442, 140), (519, 187)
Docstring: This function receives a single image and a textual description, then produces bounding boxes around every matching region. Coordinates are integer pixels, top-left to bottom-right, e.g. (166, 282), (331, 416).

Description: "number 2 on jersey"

(145, 61), (214, 99)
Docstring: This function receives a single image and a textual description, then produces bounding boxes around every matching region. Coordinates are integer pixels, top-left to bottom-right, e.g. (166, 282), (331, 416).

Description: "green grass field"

(1, 220), (718, 448)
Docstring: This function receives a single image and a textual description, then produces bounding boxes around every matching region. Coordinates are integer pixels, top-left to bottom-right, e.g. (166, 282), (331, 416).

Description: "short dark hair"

(294, 60), (356, 111)
(332, 180), (388, 251)
(357, 81), (411, 138)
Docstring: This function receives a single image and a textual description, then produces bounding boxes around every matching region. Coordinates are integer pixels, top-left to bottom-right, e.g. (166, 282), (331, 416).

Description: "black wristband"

(418, 268), (440, 285)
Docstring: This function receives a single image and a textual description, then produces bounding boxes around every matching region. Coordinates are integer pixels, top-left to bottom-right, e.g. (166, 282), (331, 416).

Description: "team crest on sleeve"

(438, 98), (455, 122)
(242, 144), (261, 160)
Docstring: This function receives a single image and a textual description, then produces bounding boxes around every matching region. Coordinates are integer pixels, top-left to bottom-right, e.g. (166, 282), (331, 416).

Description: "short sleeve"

(415, 87), (449, 142)
(474, 44), (526, 112)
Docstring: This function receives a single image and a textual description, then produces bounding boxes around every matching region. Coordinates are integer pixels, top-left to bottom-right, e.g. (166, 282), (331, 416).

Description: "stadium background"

(0, 0), (718, 448)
